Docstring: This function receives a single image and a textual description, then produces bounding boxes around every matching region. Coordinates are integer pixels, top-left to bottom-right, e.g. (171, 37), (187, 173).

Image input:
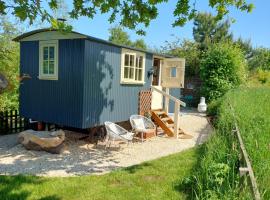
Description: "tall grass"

(184, 87), (270, 199)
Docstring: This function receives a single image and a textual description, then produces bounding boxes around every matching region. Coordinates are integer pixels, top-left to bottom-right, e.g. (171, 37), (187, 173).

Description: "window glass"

(49, 47), (54, 60)
(122, 50), (145, 83)
(49, 61), (55, 74)
(124, 54), (129, 66)
(124, 67), (129, 78)
(39, 41), (58, 80)
(138, 56), (143, 68)
(130, 55), (135, 66)
(43, 47), (48, 60)
(42, 46), (55, 75)
(138, 69), (142, 80)
(129, 67), (134, 79)
(43, 61), (48, 74)
(171, 67), (177, 77)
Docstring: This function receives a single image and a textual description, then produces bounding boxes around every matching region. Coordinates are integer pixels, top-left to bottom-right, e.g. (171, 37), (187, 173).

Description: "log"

(18, 129), (65, 154)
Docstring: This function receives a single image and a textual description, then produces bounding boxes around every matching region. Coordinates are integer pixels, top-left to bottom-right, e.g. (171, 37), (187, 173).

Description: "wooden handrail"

(151, 86), (186, 139)
(151, 86), (186, 107)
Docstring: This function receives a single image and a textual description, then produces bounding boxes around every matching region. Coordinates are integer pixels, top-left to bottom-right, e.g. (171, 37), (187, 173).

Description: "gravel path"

(0, 109), (212, 177)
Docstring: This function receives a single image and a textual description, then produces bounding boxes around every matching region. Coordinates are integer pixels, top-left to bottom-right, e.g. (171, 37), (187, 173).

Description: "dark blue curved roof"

(13, 28), (173, 58)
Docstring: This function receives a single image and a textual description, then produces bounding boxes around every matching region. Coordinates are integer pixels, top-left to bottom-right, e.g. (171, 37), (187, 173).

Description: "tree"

(108, 26), (147, 50)
(248, 48), (270, 71)
(0, 0), (254, 34)
(108, 26), (132, 46)
(0, 18), (20, 111)
(132, 39), (147, 50)
(193, 12), (233, 50)
(234, 37), (254, 59)
(200, 42), (247, 101)
(162, 38), (200, 77)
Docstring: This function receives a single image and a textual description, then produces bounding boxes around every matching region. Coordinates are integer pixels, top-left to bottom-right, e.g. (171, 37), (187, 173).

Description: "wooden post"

(230, 104), (261, 200)
(164, 88), (170, 114)
(174, 101), (180, 139)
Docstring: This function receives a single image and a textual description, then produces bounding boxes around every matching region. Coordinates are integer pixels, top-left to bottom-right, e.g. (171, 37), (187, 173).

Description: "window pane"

(139, 56), (143, 68)
(49, 46), (55, 60)
(124, 67), (129, 78)
(135, 57), (138, 68)
(135, 69), (139, 80)
(43, 47), (48, 60)
(129, 67), (134, 79)
(43, 61), (49, 74)
(124, 54), (129, 66)
(138, 69), (142, 81)
(171, 67), (177, 77)
(130, 55), (134, 66)
(49, 61), (54, 74)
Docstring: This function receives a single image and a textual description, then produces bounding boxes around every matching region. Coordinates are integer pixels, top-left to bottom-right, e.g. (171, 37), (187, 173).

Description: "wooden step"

(161, 117), (171, 122)
(166, 124), (174, 128)
(155, 111), (166, 115)
(151, 110), (174, 137)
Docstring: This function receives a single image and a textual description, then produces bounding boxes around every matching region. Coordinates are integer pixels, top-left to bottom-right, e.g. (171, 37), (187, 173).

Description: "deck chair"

(130, 115), (156, 142)
(104, 121), (135, 149)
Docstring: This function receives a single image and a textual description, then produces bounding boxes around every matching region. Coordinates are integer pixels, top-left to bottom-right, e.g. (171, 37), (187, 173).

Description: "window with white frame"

(121, 49), (145, 84)
(39, 40), (58, 80)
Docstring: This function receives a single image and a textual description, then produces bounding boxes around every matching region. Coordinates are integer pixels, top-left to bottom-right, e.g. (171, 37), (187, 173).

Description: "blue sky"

(31, 0), (270, 48)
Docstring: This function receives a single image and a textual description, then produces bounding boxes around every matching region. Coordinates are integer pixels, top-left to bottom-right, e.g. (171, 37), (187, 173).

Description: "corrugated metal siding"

(20, 39), (85, 128)
(82, 40), (152, 128)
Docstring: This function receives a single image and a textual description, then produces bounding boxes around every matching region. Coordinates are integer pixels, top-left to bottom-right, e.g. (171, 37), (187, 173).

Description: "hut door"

(161, 58), (185, 88)
(151, 58), (163, 110)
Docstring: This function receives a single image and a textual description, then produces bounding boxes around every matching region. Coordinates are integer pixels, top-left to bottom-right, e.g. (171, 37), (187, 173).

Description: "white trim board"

(20, 31), (87, 41)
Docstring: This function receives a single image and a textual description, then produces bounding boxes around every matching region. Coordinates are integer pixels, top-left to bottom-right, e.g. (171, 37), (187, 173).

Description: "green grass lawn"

(228, 87), (270, 199)
(185, 87), (270, 199)
(0, 148), (198, 200)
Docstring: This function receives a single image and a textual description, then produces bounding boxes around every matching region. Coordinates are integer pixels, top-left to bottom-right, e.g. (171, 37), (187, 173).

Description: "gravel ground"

(0, 109), (212, 177)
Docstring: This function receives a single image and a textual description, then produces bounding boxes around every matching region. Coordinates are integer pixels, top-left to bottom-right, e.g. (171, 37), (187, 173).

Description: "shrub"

(248, 69), (270, 86)
(207, 97), (222, 117)
(200, 42), (247, 101)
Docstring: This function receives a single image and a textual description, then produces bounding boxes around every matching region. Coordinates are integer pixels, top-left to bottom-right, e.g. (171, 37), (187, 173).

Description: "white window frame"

(39, 40), (58, 80)
(120, 48), (146, 84)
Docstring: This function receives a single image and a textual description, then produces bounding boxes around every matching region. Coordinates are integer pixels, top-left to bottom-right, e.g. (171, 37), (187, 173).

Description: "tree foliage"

(234, 37), (253, 59)
(0, 0), (254, 34)
(248, 47), (270, 71)
(0, 18), (20, 111)
(132, 39), (147, 50)
(193, 12), (233, 50)
(200, 42), (247, 101)
(108, 26), (147, 50)
(109, 26), (132, 46)
(162, 38), (200, 77)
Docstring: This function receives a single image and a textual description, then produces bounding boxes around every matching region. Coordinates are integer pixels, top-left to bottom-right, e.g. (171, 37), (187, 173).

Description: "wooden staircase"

(151, 109), (179, 137)
(150, 86), (191, 139)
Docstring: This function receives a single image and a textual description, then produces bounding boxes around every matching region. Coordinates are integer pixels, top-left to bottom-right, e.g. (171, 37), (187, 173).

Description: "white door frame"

(151, 57), (163, 109)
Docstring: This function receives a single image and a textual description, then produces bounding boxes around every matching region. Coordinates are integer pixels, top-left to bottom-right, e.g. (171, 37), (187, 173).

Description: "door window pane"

(171, 67), (177, 77)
